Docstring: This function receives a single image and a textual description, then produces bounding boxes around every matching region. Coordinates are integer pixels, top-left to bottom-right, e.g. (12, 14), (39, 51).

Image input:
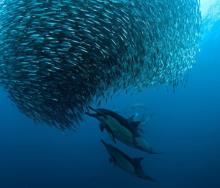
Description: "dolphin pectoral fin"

(99, 123), (105, 132)
(109, 157), (117, 166)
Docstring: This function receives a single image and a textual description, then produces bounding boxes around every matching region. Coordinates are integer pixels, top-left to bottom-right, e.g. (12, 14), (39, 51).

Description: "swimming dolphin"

(101, 139), (155, 181)
(86, 106), (158, 154)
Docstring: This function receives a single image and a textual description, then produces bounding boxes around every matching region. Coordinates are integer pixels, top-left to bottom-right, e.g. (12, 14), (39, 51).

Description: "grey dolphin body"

(86, 107), (158, 154)
(101, 139), (155, 181)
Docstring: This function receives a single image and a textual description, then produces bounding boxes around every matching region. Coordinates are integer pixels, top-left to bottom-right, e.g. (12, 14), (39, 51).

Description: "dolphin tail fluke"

(133, 157), (156, 182)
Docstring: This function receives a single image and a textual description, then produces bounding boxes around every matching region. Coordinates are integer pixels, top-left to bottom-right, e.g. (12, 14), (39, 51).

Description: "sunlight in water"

(200, 0), (220, 35)
(200, 0), (220, 18)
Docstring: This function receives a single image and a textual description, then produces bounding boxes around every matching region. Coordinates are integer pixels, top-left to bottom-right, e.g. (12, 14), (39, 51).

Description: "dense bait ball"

(0, 0), (201, 129)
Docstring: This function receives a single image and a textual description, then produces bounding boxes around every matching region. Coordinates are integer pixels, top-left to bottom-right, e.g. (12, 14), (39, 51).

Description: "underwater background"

(0, 0), (220, 188)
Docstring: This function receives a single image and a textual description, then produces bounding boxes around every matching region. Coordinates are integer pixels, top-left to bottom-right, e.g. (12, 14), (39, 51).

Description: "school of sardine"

(0, 0), (201, 129)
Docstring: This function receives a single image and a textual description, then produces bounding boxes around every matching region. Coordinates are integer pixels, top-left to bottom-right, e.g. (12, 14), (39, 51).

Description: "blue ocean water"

(0, 5), (220, 188)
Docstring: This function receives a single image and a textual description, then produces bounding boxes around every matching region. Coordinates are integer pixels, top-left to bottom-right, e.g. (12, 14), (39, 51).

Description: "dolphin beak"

(85, 106), (99, 118)
(88, 106), (105, 116)
(85, 111), (98, 118)
(88, 106), (97, 112)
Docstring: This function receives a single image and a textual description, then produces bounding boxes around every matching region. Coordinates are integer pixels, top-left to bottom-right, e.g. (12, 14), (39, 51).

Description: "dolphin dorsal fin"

(133, 121), (141, 128)
(128, 115), (135, 121)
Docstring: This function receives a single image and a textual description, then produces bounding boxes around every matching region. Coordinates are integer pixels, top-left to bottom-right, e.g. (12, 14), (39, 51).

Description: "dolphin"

(101, 139), (155, 181)
(86, 106), (158, 154)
